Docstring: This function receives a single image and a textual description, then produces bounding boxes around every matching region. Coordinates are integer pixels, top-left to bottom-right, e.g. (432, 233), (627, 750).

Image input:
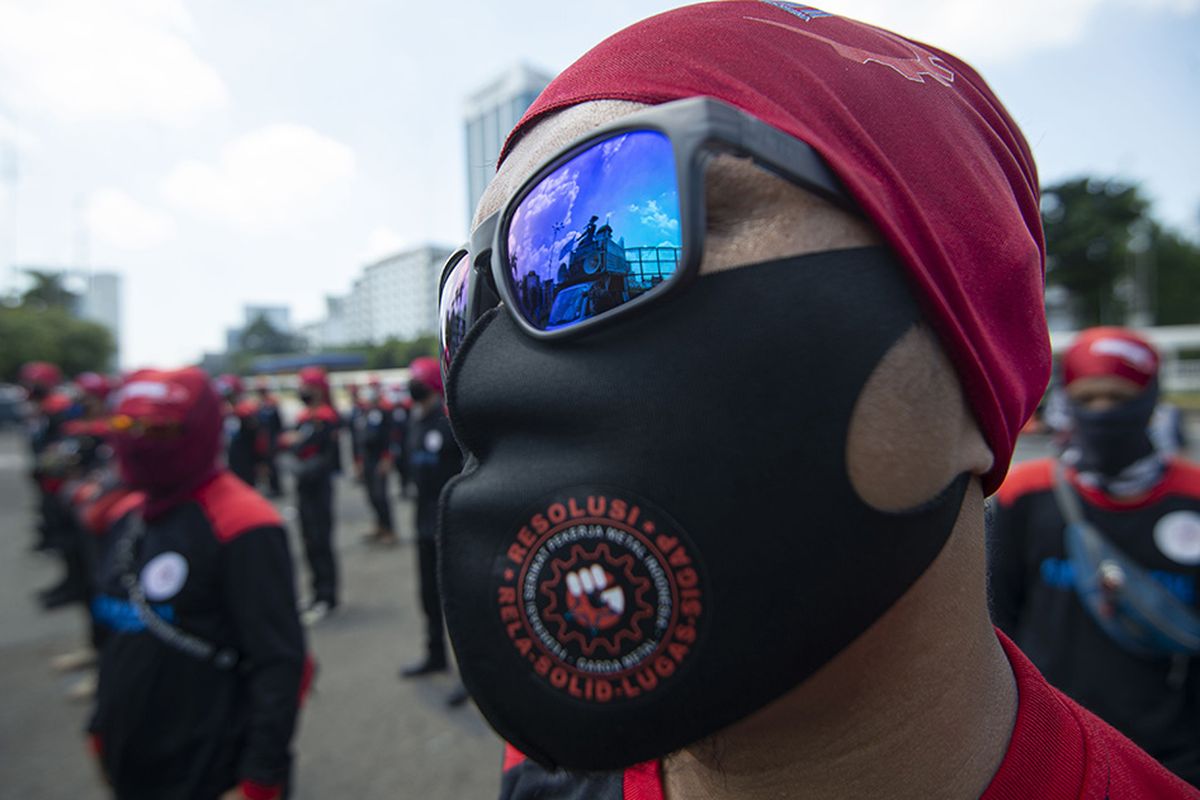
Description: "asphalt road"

(0, 430), (500, 800)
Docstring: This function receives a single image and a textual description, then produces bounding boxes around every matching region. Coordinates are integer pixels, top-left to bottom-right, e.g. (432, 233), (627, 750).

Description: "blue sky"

(507, 131), (681, 284)
(0, 0), (1196, 366)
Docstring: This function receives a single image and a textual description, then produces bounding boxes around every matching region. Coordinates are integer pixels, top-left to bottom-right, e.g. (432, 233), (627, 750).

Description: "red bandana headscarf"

(500, 1), (1049, 493)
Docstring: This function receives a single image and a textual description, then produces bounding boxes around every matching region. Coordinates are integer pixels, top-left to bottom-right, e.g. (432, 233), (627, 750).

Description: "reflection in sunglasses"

(506, 130), (682, 332)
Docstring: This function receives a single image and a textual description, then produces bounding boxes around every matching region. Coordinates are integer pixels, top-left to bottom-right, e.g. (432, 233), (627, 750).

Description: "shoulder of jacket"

(995, 458), (1056, 508)
(1160, 458), (1200, 501)
(192, 472), (283, 543)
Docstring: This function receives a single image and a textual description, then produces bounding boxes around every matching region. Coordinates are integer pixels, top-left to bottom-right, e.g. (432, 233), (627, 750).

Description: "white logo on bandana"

(1154, 512), (1200, 566)
(141, 552), (189, 601)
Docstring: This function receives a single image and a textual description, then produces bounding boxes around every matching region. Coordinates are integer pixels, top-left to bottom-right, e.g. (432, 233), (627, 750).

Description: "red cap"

(500, 2), (1048, 494)
(408, 356), (443, 396)
(19, 361), (62, 389)
(234, 398), (259, 418)
(298, 366), (331, 396)
(75, 372), (112, 401)
(214, 373), (244, 397)
(1063, 327), (1159, 389)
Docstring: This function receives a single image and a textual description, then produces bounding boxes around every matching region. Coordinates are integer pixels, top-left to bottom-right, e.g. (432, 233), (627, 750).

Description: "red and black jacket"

(290, 404), (340, 485)
(989, 457), (1200, 786)
(89, 471), (307, 800)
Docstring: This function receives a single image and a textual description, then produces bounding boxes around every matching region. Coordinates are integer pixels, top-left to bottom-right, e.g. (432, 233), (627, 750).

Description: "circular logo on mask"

(1154, 511), (1200, 565)
(495, 489), (705, 704)
(141, 552), (189, 601)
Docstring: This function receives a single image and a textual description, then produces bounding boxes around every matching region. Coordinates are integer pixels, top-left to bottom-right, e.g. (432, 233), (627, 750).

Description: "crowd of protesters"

(15, 357), (460, 798)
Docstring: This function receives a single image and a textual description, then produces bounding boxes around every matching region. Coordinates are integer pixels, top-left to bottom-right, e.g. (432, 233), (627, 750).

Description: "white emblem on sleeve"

(1154, 511), (1200, 566)
(141, 552), (189, 601)
(424, 429), (444, 453)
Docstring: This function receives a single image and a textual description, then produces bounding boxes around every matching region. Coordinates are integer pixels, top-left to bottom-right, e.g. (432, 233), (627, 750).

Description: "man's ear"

(847, 324), (994, 512)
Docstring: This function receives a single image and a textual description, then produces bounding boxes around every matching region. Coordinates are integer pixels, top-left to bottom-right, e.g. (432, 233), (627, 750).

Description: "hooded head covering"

(499, 1), (1048, 493)
(110, 367), (222, 511)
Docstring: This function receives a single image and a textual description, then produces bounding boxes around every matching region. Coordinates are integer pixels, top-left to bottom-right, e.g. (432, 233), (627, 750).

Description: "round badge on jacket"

(1154, 511), (1200, 566)
(141, 552), (189, 601)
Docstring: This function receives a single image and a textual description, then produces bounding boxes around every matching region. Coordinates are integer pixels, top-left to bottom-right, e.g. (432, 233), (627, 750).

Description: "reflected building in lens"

(463, 63), (554, 225)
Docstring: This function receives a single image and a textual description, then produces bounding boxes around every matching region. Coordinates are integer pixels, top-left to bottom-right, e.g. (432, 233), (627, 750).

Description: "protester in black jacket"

(990, 327), (1200, 786)
(400, 357), (462, 678)
(286, 366), (341, 626)
(356, 378), (397, 546)
(91, 367), (307, 800)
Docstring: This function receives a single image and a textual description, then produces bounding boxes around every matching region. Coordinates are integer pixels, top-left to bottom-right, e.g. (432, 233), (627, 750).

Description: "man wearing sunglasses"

(435, 3), (1197, 798)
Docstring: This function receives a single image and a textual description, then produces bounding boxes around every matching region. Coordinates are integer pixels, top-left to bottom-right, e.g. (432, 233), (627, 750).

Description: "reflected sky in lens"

(439, 252), (470, 375)
(506, 130), (681, 329)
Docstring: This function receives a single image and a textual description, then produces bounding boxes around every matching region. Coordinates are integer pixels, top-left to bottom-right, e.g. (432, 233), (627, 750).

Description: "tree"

(0, 307), (115, 381)
(239, 313), (299, 355)
(20, 270), (78, 311)
(1042, 178), (1149, 327)
(1149, 224), (1200, 326)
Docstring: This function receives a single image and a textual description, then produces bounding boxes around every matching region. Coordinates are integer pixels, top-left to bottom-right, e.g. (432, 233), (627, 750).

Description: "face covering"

(1069, 381), (1159, 478)
(112, 370), (222, 503)
(408, 381), (432, 404)
(439, 246), (969, 771)
(299, 389), (318, 406)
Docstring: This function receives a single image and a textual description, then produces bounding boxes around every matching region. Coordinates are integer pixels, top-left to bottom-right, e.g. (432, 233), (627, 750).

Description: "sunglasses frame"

(440, 96), (857, 354)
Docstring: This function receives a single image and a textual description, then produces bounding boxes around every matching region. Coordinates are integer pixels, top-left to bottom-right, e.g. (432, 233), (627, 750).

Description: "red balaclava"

(500, 1), (1049, 494)
(110, 367), (222, 507)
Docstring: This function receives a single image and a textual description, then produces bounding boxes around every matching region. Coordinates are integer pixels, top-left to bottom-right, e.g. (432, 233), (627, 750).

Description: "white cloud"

(86, 189), (177, 250)
(162, 125), (357, 233)
(817, 0), (1200, 62)
(362, 226), (410, 264)
(0, 0), (227, 125)
(0, 116), (40, 153)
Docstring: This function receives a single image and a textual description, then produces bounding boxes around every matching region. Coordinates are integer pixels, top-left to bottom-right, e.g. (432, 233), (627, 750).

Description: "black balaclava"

(1069, 379), (1160, 479)
(439, 247), (969, 771)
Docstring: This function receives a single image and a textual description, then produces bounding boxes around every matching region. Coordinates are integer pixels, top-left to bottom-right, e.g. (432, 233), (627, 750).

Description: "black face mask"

(440, 247), (969, 771)
(299, 390), (318, 406)
(1069, 381), (1159, 477)
(408, 381), (432, 403)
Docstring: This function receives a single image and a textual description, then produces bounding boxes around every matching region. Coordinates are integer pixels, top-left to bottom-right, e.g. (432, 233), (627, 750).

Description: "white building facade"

(305, 245), (453, 349)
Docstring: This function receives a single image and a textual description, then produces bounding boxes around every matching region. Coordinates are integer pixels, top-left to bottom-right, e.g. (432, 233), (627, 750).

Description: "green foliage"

(19, 270), (79, 311)
(316, 337), (434, 370)
(331, 335), (437, 370)
(1042, 178), (1149, 326)
(238, 313), (302, 355)
(1149, 224), (1200, 326)
(1042, 177), (1200, 327)
(0, 307), (115, 381)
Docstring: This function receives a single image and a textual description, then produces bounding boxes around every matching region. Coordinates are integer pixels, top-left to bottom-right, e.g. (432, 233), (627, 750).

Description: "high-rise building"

(464, 63), (553, 224)
(303, 245), (453, 348)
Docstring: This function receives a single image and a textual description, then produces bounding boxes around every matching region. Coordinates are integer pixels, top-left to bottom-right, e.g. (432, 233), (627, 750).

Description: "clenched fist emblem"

(565, 564), (625, 631)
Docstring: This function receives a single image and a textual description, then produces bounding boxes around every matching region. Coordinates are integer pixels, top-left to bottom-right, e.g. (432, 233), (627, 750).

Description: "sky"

(0, 0), (1197, 368)
(507, 131), (681, 281)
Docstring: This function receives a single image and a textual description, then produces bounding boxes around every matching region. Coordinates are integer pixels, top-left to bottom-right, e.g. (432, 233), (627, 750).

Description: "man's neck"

(663, 488), (1016, 800)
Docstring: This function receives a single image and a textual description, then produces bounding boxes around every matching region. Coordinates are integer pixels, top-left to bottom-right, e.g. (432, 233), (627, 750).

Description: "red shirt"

(502, 631), (1199, 798)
